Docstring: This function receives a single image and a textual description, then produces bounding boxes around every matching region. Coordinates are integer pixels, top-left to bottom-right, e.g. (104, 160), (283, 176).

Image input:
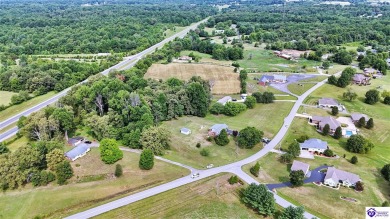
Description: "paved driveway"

(266, 165), (328, 190)
(270, 74), (317, 96)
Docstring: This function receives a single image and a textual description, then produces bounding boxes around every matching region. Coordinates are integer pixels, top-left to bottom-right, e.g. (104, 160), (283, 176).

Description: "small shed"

(180, 127), (191, 135)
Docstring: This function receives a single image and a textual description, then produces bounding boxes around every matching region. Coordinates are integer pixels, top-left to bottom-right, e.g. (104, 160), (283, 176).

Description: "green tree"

(328, 75), (337, 85)
(290, 170), (305, 187)
(186, 82), (209, 117)
(237, 127), (263, 149)
(357, 117), (366, 128)
(382, 201), (390, 207)
(244, 96), (256, 109)
(334, 126), (342, 139)
(351, 155), (358, 164)
(365, 89), (380, 105)
(250, 162), (260, 177)
(46, 148), (65, 171)
(343, 89), (358, 101)
(355, 181), (364, 191)
(288, 142), (300, 158)
(331, 106), (339, 116)
(55, 161), (73, 185)
(100, 138), (123, 164)
(223, 102), (247, 116)
(228, 175), (239, 184)
(279, 206), (305, 219)
(322, 61), (330, 70)
(346, 135), (374, 153)
(297, 135), (309, 143)
(384, 96), (390, 105)
(140, 126), (170, 155)
(200, 148), (210, 156)
(209, 103), (225, 115)
(322, 124), (330, 136)
(366, 118), (374, 129)
(0, 143), (10, 154)
(381, 164), (390, 181)
(115, 164), (123, 177)
(139, 149), (154, 170)
(215, 129), (229, 146)
(241, 183), (275, 216)
(323, 149), (334, 157)
(280, 153), (294, 163)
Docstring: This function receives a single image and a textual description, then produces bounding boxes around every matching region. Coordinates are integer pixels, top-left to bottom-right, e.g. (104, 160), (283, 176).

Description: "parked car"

(206, 164), (214, 169)
(191, 173), (200, 178)
(261, 138), (271, 144)
(84, 141), (92, 144)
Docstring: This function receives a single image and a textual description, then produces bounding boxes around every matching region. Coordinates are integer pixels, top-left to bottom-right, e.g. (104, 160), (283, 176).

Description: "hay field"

(145, 63), (240, 94)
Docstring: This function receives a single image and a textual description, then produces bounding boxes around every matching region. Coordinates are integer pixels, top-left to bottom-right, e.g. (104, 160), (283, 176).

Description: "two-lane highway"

(0, 18), (209, 142)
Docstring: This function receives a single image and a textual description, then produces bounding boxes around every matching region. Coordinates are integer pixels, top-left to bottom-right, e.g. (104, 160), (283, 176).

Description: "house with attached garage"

(291, 160), (310, 176)
(318, 98), (342, 110)
(310, 116), (341, 134)
(65, 143), (91, 161)
(208, 124), (228, 137)
(300, 138), (328, 154)
(350, 113), (370, 124)
(324, 167), (361, 187)
(257, 75), (287, 86)
(352, 74), (370, 85)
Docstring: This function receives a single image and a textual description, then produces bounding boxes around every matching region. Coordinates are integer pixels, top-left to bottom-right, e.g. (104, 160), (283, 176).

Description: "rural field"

(0, 149), (189, 219)
(145, 63), (240, 94)
(94, 174), (261, 219)
(0, 91), (17, 106)
(162, 102), (294, 168)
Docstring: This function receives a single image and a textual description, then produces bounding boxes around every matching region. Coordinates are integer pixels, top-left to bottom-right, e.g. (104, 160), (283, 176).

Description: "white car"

(206, 164), (214, 169)
(191, 173), (200, 178)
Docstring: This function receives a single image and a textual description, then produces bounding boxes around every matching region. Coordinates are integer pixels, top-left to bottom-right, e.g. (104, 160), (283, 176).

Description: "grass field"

(94, 174), (261, 219)
(0, 148), (189, 219)
(0, 91), (17, 106)
(162, 102), (294, 168)
(287, 83), (317, 96)
(145, 63), (240, 94)
(237, 48), (321, 73)
(0, 91), (56, 122)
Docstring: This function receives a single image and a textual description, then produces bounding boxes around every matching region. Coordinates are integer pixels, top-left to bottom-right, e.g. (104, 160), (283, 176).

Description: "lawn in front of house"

(162, 102), (294, 169)
(0, 91), (17, 106)
(0, 148), (189, 219)
(94, 174), (263, 219)
(287, 83), (317, 96)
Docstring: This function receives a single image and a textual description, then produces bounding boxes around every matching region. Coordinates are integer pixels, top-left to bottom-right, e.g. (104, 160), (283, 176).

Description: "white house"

(324, 167), (361, 187)
(180, 127), (191, 135)
(65, 144), (91, 161)
(300, 138), (328, 153)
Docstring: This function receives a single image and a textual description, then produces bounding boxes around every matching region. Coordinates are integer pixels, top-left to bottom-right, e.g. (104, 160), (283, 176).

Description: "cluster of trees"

(210, 102), (247, 116)
(241, 183), (305, 218)
(0, 2), (215, 56)
(346, 135), (374, 154)
(0, 141), (73, 190)
(280, 141), (300, 163)
(358, 51), (389, 75)
(328, 67), (356, 88)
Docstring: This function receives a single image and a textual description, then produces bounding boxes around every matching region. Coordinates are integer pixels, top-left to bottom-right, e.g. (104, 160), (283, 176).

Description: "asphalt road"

(65, 76), (337, 219)
(0, 18), (208, 142)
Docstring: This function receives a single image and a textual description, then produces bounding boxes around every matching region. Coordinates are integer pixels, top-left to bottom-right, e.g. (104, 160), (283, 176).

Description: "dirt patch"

(145, 63), (240, 94)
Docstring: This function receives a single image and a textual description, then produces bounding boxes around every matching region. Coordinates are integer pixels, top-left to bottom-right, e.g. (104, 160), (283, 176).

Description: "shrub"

(365, 89), (380, 105)
(357, 117), (366, 128)
(139, 149), (154, 170)
(215, 129), (229, 146)
(200, 148), (210, 157)
(100, 138), (123, 164)
(250, 162), (260, 177)
(334, 126), (342, 139)
(196, 143), (201, 148)
(331, 106), (339, 116)
(366, 118), (374, 129)
(322, 124), (330, 136)
(384, 96), (390, 105)
(381, 164), (390, 181)
(355, 181), (364, 191)
(297, 135), (309, 143)
(323, 149), (334, 157)
(382, 201), (390, 207)
(115, 164), (123, 177)
(228, 175), (239, 184)
(351, 156), (358, 164)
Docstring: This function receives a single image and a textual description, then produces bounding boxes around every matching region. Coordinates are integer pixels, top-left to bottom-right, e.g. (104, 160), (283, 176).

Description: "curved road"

(0, 18), (209, 142)
(65, 75), (338, 219)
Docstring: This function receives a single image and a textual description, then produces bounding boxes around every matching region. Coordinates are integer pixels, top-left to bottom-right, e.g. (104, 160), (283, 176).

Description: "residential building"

(364, 67), (377, 75)
(352, 74), (370, 85)
(350, 113), (369, 123)
(257, 75), (287, 86)
(217, 96), (232, 105)
(67, 136), (84, 146)
(324, 167), (361, 187)
(300, 138), (328, 153)
(180, 127), (191, 135)
(65, 143), (91, 161)
(291, 160), (310, 176)
(208, 124), (228, 137)
(310, 116), (341, 133)
(318, 98), (341, 110)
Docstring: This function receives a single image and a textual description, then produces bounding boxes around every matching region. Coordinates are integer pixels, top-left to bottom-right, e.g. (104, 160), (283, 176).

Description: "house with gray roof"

(65, 143), (91, 161)
(257, 75), (287, 86)
(353, 74), (370, 85)
(180, 127), (191, 135)
(318, 98), (341, 110)
(217, 96), (232, 105)
(310, 116), (341, 133)
(67, 136), (84, 146)
(208, 124), (228, 137)
(291, 160), (310, 176)
(300, 138), (328, 153)
(324, 167), (361, 187)
(351, 113), (370, 123)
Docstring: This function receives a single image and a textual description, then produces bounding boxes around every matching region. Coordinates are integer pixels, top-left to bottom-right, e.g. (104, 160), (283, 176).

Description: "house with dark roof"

(351, 113), (370, 123)
(65, 143), (91, 161)
(67, 136), (84, 146)
(310, 116), (341, 133)
(208, 124), (228, 137)
(291, 160), (310, 176)
(318, 98), (341, 110)
(217, 96), (232, 105)
(324, 167), (361, 187)
(300, 138), (328, 153)
(353, 74), (370, 85)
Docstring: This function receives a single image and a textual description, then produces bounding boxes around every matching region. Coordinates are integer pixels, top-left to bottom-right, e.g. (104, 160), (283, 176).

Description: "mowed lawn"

(0, 148), (189, 219)
(162, 102), (294, 168)
(94, 174), (260, 219)
(145, 63), (240, 94)
(0, 91), (56, 122)
(0, 91), (17, 106)
(237, 48), (320, 73)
